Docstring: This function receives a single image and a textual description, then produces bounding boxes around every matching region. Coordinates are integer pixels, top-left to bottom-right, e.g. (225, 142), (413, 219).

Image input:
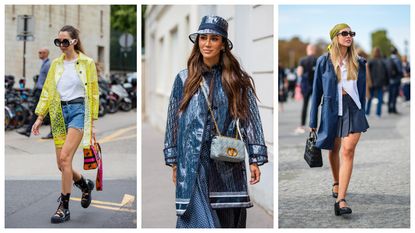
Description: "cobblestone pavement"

(278, 97), (410, 228)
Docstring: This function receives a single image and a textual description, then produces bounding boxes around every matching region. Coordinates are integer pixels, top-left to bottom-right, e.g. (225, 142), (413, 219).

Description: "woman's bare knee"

(59, 151), (72, 172)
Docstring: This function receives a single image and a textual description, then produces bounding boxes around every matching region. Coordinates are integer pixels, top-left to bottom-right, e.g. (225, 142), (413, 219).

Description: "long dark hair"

(179, 35), (257, 121)
(59, 25), (85, 54)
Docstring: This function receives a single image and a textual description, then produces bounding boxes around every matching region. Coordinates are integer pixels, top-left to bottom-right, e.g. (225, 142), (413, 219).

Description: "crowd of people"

(278, 45), (410, 134)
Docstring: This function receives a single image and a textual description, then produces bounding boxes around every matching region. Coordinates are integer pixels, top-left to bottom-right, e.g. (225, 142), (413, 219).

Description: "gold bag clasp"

(227, 147), (238, 157)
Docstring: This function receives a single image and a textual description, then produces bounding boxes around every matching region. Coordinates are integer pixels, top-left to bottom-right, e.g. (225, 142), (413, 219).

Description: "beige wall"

(5, 5), (110, 88)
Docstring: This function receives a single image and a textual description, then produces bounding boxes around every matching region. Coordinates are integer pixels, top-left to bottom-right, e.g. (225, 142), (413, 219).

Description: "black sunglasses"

(54, 38), (76, 47)
(337, 31), (356, 37)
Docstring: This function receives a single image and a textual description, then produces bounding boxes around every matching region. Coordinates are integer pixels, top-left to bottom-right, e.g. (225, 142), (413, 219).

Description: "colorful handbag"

(83, 137), (99, 170)
(83, 135), (103, 191)
(200, 78), (246, 163)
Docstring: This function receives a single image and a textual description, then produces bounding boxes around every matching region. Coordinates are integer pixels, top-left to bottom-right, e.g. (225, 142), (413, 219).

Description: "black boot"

(51, 193), (71, 224)
(74, 175), (94, 208)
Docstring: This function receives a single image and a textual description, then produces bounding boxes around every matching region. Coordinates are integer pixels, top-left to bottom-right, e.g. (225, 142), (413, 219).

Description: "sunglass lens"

(61, 39), (70, 47)
(350, 32), (356, 37)
(341, 31), (349, 36)
(54, 39), (60, 47)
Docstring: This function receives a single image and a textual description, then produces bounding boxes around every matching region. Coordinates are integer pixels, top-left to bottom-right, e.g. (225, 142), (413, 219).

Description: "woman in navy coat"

(164, 16), (268, 228)
(309, 23), (369, 216)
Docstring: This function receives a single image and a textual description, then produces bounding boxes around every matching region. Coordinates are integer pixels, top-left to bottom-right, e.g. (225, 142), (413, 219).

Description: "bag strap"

(199, 77), (240, 139)
(236, 118), (244, 141)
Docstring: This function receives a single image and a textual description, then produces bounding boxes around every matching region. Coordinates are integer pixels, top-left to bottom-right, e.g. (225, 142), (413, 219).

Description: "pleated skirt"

(337, 94), (369, 138)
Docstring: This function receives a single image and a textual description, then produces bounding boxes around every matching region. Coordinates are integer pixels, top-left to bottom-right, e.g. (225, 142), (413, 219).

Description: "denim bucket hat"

(189, 15), (233, 50)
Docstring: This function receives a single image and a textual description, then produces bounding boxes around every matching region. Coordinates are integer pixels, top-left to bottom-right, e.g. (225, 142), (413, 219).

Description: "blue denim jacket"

(309, 53), (367, 150)
(164, 65), (268, 215)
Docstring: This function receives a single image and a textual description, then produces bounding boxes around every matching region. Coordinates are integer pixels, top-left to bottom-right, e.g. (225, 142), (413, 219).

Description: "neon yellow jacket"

(35, 52), (99, 148)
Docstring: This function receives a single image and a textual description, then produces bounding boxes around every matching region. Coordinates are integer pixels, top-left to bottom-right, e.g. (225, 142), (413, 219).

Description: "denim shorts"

(62, 103), (85, 131)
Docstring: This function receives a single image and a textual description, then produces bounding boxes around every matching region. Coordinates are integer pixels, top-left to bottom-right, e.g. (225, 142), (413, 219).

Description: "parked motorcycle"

(109, 74), (132, 112)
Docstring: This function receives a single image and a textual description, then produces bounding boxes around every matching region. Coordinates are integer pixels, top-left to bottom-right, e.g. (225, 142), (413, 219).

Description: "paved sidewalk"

(142, 122), (273, 228)
(278, 97), (410, 228)
(5, 111), (137, 228)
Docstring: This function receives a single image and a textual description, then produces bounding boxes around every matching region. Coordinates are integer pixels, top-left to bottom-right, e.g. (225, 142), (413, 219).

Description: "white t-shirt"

(57, 59), (85, 101)
(337, 58), (361, 116)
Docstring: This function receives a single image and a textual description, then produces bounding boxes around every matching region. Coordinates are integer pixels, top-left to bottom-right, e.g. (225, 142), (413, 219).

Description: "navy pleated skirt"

(336, 94), (369, 137)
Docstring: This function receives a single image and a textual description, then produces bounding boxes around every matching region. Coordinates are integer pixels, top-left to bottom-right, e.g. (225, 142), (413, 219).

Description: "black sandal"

(334, 198), (352, 216)
(332, 182), (339, 198)
(51, 194), (71, 223)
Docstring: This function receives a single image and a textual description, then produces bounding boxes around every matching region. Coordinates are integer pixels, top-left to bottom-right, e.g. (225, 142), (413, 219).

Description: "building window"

(49, 5), (52, 27)
(98, 46), (105, 64)
(100, 10), (104, 38)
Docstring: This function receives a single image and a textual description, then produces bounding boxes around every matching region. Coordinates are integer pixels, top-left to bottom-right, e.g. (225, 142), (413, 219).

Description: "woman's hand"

(172, 164), (177, 185)
(31, 118), (43, 136)
(249, 163), (261, 185)
(310, 128), (316, 132)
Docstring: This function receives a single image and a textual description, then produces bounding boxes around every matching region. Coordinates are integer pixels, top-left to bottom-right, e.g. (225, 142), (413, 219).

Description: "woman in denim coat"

(309, 23), (369, 216)
(163, 16), (268, 228)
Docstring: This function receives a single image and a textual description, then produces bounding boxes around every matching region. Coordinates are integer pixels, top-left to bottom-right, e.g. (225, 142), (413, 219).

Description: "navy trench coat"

(309, 53), (367, 150)
(163, 66), (268, 215)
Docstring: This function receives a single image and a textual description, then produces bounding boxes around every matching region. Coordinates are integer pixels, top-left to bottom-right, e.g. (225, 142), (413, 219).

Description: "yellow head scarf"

(328, 23), (350, 50)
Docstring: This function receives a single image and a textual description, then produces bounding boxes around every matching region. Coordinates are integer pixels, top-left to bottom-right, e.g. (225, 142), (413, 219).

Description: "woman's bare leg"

(328, 137), (342, 193)
(337, 133), (361, 208)
(55, 148), (82, 182)
(59, 128), (83, 194)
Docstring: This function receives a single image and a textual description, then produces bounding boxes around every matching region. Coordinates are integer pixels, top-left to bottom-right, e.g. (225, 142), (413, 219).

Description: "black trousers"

(301, 91), (312, 126)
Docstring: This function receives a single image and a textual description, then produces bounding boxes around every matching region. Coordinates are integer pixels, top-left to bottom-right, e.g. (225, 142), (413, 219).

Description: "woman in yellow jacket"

(32, 25), (99, 224)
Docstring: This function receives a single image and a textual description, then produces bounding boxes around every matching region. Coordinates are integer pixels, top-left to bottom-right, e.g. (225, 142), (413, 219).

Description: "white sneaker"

(294, 127), (306, 135)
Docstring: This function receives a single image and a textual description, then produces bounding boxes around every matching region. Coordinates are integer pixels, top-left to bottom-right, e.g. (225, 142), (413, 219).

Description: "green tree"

(110, 5), (137, 71)
(371, 30), (394, 57)
(111, 5), (137, 35)
(278, 37), (326, 68)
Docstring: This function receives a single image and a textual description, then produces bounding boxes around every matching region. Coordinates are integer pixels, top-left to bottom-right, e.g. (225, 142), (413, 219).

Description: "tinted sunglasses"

(54, 38), (76, 47)
(337, 31), (356, 37)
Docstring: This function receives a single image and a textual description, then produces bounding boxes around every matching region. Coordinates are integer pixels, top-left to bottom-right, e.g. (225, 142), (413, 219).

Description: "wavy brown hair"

(179, 35), (257, 121)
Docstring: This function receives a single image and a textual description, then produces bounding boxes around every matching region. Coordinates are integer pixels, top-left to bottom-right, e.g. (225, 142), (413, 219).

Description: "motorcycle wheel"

(14, 105), (27, 129)
(107, 99), (118, 114)
(99, 101), (107, 117)
(5, 109), (11, 129)
(120, 101), (132, 112)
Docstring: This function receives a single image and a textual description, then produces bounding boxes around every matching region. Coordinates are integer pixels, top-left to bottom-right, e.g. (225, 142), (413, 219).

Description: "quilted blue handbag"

(200, 78), (246, 163)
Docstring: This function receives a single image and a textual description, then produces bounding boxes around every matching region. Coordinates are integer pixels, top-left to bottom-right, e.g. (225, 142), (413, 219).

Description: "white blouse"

(57, 59), (85, 101)
(337, 58), (361, 116)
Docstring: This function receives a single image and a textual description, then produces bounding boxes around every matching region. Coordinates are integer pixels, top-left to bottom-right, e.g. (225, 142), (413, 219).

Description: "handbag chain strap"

(200, 77), (240, 139)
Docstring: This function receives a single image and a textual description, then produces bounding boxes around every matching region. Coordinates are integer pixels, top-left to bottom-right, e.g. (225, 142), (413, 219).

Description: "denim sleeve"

(242, 87), (268, 166)
(163, 74), (184, 166)
(309, 55), (325, 129)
